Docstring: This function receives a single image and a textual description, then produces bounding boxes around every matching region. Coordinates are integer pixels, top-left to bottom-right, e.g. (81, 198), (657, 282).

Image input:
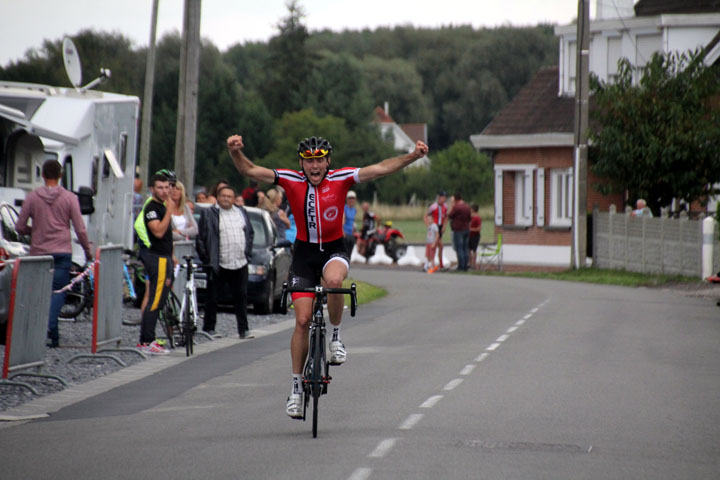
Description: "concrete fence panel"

(594, 208), (718, 278)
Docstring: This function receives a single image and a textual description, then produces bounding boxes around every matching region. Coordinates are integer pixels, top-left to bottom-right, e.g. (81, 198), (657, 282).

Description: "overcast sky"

(1, 0), (587, 67)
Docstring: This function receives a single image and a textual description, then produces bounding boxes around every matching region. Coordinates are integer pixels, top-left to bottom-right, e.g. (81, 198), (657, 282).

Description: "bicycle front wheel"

(159, 290), (181, 348)
(311, 328), (324, 438)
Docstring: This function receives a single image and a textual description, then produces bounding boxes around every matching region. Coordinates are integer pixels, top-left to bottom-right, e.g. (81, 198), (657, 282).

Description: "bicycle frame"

(177, 255), (201, 356)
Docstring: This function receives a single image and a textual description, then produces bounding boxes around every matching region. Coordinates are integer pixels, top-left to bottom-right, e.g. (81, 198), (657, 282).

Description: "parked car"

(0, 202), (31, 343)
(195, 206), (292, 314)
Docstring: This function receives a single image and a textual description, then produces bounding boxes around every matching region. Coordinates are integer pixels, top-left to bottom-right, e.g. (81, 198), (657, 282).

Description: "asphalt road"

(1, 269), (719, 480)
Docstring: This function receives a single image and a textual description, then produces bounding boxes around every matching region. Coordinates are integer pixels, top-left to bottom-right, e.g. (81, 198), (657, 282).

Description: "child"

(424, 221), (439, 273)
(469, 204), (482, 269)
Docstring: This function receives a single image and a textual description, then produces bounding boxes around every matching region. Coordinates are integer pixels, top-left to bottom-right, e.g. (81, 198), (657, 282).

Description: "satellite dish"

(62, 37), (82, 88)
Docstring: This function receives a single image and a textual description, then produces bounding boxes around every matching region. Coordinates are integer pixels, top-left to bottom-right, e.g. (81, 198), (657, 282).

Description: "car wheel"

(254, 276), (274, 315)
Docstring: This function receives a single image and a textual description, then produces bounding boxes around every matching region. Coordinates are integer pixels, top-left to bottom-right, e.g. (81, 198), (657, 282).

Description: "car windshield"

(248, 212), (268, 248)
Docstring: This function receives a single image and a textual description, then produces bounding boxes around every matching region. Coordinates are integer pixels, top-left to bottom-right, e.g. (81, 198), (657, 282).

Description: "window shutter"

(536, 168), (545, 227)
(494, 169), (503, 225)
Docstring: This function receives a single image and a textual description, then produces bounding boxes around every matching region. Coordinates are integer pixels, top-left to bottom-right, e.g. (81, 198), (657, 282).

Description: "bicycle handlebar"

(280, 282), (358, 317)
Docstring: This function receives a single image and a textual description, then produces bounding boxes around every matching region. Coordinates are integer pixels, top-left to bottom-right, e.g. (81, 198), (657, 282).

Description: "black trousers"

(140, 251), (174, 344)
(203, 265), (249, 334)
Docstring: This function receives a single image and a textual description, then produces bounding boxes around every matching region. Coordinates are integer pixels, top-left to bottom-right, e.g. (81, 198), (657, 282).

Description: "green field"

(384, 204), (496, 244)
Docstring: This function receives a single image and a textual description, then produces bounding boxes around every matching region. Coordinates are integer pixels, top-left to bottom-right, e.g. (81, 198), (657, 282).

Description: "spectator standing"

(469, 204), (482, 270)
(207, 180), (230, 205)
(357, 201), (378, 258)
(242, 180), (259, 207)
(133, 174), (145, 218)
(196, 186), (255, 339)
(263, 188), (291, 240)
(195, 191), (208, 203)
(170, 180), (198, 241)
(424, 220), (439, 274)
(631, 198), (653, 217)
(285, 213), (297, 243)
(15, 159), (93, 348)
(448, 191), (472, 271)
(425, 191), (448, 270)
(234, 194), (245, 207)
(136, 173), (177, 355)
(343, 191), (358, 255)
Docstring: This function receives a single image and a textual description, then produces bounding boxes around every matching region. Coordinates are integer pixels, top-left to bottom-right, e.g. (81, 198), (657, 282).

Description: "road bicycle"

(158, 255), (202, 356)
(281, 282), (357, 438)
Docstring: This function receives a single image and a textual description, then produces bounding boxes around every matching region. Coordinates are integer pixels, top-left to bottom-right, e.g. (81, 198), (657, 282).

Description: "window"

(607, 36), (622, 84)
(514, 170), (533, 226)
(61, 156), (73, 190)
(568, 40), (577, 93)
(91, 156), (99, 193)
(119, 133), (128, 173)
(550, 168), (573, 227)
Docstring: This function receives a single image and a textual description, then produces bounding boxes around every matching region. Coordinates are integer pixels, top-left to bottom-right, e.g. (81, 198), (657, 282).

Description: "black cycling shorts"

(289, 238), (349, 299)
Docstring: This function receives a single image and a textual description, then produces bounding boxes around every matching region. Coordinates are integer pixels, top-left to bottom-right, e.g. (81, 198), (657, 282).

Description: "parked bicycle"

(60, 252), (143, 320)
(280, 282), (357, 438)
(158, 255), (201, 356)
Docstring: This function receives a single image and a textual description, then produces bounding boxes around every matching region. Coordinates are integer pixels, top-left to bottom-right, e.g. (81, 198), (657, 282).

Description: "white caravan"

(0, 81), (139, 256)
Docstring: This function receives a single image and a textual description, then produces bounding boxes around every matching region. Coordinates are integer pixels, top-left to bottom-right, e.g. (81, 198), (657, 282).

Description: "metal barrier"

(1, 256), (67, 394)
(68, 245), (145, 366)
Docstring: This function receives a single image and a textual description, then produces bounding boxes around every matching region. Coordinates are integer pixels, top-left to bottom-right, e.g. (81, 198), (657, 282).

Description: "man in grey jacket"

(196, 186), (254, 338)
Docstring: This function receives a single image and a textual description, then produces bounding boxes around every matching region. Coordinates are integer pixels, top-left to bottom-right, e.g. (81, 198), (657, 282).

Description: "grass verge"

(343, 278), (387, 305)
(473, 267), (703, 288)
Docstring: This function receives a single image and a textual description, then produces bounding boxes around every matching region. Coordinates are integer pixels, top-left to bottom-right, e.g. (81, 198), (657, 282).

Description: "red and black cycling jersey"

(274, 167), (360, 244)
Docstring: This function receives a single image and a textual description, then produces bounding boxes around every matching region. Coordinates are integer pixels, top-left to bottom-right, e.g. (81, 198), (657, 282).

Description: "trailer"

(0, 81), (139, 256)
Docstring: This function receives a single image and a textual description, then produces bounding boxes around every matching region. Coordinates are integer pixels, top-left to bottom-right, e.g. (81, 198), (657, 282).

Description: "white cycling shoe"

(286, 393), (303, 419)
(329, 340), (346, 365)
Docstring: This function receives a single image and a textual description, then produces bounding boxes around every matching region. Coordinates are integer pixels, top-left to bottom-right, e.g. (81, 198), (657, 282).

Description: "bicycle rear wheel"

(59, 264), (91, 319)
(183, 305), (194, 356)
(159, 290), (181, 348)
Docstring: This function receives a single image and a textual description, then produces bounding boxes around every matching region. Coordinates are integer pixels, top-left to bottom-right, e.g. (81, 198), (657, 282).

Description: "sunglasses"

(299, 148), (329, 159)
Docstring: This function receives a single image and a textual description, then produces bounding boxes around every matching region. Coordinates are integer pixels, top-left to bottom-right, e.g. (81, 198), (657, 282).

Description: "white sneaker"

(329, 340), (346, 365)
(286, 393), (303, 419)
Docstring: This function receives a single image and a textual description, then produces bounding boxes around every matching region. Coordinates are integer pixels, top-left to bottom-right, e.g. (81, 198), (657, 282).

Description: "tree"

(361, 55), (431, 124)
(589, 51), (720, 214)
(259, 0), (312, 117)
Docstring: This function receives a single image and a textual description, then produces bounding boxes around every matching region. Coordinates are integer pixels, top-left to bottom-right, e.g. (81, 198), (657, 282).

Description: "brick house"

(470, 0), (720, 268)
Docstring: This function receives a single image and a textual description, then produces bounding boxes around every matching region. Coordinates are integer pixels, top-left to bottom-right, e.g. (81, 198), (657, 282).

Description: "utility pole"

(138, 0), (159, 186)
(572, 0), (590, 269)
(174, 0), (202, 191)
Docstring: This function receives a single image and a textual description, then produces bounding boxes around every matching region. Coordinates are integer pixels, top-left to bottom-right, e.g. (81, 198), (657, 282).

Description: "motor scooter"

(355, 221), (407, 262)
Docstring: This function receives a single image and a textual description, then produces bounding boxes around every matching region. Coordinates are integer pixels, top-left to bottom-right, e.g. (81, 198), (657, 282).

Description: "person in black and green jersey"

(134, 171), (178, 355)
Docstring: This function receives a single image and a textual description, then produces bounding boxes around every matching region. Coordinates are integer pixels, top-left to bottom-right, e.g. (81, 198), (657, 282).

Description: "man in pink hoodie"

(15, 159), (92, 348)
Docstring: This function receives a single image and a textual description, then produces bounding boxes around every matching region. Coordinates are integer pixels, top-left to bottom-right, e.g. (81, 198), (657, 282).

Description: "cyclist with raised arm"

(227, 134), (429, 418)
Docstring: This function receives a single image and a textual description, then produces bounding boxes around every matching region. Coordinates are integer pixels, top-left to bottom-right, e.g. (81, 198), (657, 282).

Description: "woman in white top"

(170, 180), (199, 240)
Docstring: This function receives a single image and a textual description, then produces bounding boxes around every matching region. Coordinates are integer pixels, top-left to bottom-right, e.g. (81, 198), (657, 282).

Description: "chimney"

(384, 101), (389, 116)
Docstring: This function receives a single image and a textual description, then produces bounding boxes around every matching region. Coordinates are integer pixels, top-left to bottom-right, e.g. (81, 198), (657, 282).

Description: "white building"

(556, 0), (720, 96)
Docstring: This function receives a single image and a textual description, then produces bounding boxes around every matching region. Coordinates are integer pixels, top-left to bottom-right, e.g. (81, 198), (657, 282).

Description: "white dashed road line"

(369, 438), (398, 458)
(347, 298), (551, 480)
(399, 413), (424, 430)
(420, 395), (444, 409)
(475, 353), (489, 362)
(443, 379), (464, 391)
(348, 468), (373, 480)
